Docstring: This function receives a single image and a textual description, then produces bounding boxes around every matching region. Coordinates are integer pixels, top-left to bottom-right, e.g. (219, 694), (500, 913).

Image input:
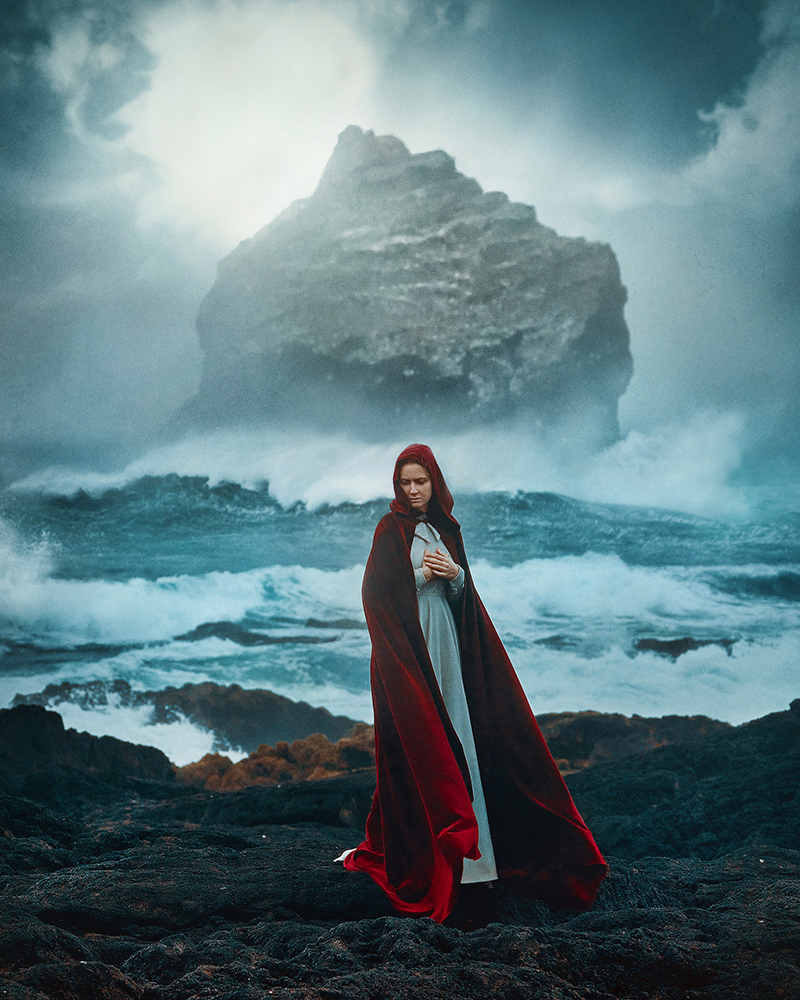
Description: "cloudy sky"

(2, 0), (798, 478)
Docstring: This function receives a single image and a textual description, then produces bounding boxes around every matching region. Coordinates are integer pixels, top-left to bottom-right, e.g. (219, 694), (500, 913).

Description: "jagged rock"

(634, 636), (736, 658)
(173, 621), (337, 646)
(0, 795), (81, 875)
(13, 681), (361, 754)
(0, 705), (175, 809)
(567, 703), (800, 860)
(142, 682), (359, 751)
(175, 709), (730, 793)
(183, 125), (632, 448)
(2, 827), (799, 997)
(8, 684), (734, 781)
(1, 703), (800, 999)
(536, 710), (731, 773)
(9, 822), (391, 935)
(158, 770), (377, 830)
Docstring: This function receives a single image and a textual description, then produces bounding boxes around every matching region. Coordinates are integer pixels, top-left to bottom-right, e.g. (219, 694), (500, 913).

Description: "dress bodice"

(410, 520), (464, 596)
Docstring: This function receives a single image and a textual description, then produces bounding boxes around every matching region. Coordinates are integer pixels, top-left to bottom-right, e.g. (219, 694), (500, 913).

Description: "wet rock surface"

(633, 637), (737, 658)
(1, 701), (798, 998)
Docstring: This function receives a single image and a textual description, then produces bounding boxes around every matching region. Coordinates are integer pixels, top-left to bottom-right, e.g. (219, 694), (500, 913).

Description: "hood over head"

(390, 443), (458, 527)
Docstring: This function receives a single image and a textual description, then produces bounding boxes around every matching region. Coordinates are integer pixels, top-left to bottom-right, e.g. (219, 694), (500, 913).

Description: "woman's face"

(398, 462), (433, 513)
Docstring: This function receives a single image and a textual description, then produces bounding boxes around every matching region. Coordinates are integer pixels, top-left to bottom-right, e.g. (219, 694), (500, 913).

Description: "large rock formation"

(184, 126), (632, 447)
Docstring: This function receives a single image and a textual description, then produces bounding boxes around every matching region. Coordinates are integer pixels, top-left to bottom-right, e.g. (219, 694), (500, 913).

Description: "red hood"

(389, 443), (458, 526)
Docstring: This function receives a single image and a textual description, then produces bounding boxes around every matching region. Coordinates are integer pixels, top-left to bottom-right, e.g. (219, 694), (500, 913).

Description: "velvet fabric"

(345, 444), (607, 921)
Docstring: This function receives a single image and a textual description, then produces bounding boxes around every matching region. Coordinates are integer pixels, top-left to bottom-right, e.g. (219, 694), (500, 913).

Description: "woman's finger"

(427, 556), (449, 570)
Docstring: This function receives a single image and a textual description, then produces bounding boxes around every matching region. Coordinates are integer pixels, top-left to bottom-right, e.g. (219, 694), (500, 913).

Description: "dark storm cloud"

(382, 0), (768, 165)
(0, 0), (205, 477)
(1, 0), (158, 148)
(1, 6), (67, 167)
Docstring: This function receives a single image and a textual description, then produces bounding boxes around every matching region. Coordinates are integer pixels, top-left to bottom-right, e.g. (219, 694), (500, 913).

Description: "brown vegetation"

(175, 722), (376, 791)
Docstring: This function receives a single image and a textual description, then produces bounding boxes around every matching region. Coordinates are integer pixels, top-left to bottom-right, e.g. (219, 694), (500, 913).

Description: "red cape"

(345, 445), (607, 921)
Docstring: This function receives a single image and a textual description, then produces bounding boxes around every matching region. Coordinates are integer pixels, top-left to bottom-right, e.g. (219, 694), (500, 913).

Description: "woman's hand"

(423, 547), (460, 580)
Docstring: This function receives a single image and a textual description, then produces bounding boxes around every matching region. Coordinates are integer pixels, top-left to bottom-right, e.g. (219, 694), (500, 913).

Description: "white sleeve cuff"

(448, 566), (465, 594)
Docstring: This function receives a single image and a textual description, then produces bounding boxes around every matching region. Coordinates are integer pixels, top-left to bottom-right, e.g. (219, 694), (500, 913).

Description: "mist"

(2, 0), (799, 490)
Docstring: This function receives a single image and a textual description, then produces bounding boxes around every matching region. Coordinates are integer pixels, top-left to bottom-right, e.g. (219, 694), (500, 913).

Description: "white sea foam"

(0, 518), (57, 640)
(468, 554), (800, 725)
(6, 415), (796, 755)
(510, 631), (800, 727)
(52, 700), (238, 767)
(470, 555), (800, 642)
(569, 412), (748, 516)
(6, 618), (795, 762)
(0, 568), (267, 644)
(0, 562), (364, 645)
(2, 532), (795, 655)
(12, 412), (754, 517)
(3, 550), (796, 744)
(0, 518), (53, 587)
(1, 633), (372, 706)
(472, 554), (800, 725)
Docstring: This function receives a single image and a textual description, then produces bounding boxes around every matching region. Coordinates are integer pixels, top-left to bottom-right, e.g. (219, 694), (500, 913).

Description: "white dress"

(411, 520), (498, 884)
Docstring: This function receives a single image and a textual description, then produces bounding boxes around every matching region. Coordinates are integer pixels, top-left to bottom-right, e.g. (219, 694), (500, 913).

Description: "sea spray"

(12, 413), (753, 518)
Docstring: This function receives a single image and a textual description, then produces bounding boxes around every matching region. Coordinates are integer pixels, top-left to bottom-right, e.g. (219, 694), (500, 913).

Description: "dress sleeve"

(448, 566), (465, 596)
(414, 567), (428, 592)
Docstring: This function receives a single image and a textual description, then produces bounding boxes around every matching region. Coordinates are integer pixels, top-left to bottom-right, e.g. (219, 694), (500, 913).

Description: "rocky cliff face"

(184, 126), (633, 448)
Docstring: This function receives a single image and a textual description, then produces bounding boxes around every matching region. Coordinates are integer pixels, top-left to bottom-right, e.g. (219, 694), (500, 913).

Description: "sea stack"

(184, 126), (633, 448)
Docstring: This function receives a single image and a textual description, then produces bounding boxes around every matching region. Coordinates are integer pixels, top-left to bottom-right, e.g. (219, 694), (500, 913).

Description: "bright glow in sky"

(116, 0), (378, 243)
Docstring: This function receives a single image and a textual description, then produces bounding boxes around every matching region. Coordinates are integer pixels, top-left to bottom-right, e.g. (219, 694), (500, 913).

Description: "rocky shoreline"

(1, 698), (798, 998)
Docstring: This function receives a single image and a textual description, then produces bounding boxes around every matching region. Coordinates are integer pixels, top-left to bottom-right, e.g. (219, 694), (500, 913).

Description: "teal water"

(1, 469), (799, 763)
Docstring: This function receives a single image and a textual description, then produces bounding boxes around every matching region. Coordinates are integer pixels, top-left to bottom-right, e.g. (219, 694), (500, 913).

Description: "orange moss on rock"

(176, 723), (375, 791)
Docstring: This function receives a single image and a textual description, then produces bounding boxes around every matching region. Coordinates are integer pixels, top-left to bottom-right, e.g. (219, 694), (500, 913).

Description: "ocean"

(1, 425), (798, 765)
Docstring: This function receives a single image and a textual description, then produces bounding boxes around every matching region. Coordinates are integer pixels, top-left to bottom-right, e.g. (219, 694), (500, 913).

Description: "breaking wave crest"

(11, 411), (758, 518)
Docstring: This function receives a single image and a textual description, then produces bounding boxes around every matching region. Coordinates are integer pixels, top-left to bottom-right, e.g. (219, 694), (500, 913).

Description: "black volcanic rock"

(634, 636), (737, 658)
(14, 681), (362, 754)
(2, 813), (798, 998)
(174, 621), (337, 646)
(1, 702), (800, 998)
(184, 125), (632, 448)
(566, 701), (800, 860)
(164, 769), (376, 828)
(0, 705), (175, 809)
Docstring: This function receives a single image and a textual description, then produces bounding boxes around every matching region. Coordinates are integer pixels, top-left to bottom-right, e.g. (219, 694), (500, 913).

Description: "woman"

(341, 444), (607, 923)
